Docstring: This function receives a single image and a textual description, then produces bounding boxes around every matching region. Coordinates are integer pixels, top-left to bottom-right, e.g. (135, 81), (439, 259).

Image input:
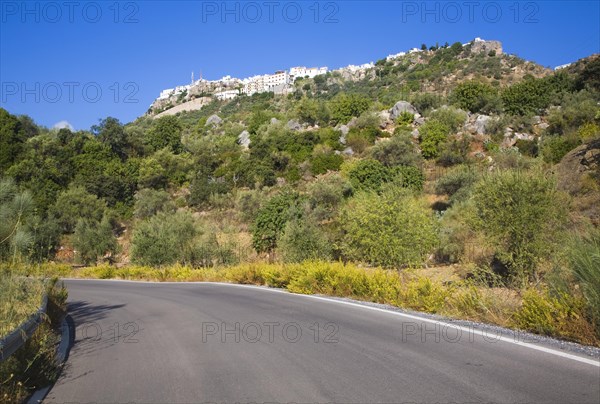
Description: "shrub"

(308, 173), (352, 221)
(277, 217), (332, 263)
(73, 216), (118, 265)
(472, 170), (567, 284)
(396, 111), (414, 125)
(450, 81), (499, 113)
(419, 119), (451, 159)
(515, 139), (539, 157)
(131, 211), (197, 266)
(392, 165), (425, 191)
(310, 146), (344, 175)
(540, 135), (580, 164)
(133, 188), (175, 219)
(347, 159), (390, 192)
(501, 78), (551, 116)
(49, 186), (106, 233)
(251, 191), (303, 254)
(568, 230), (600, 337)
(427, 107), (467, 132)
(435, 166), (478, 205)
(370, 134), (422, 168)
(341, 187), (438, 268)
(329, 93), (371, 125)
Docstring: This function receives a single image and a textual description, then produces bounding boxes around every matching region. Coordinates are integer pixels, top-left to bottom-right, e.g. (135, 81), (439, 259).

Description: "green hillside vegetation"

(1, 46), (599, 345)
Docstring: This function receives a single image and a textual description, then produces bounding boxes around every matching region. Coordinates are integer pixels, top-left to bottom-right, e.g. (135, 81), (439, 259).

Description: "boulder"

(206, 114), (223, 126)
(389, 101), (418, 120)
(270, 117), (280, 125)
(287, 119), (301, 131)
(238, 130), (250, 149)
(474, 115), (491, 135)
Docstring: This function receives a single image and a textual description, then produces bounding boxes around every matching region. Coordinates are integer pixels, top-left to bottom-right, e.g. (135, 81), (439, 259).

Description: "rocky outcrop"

(287, 119), (302, 131)
(206, 114), (223, 126)
(555, 138), (600, 225)
(389, 101), (418, 120)
(238, 130), (250, 149)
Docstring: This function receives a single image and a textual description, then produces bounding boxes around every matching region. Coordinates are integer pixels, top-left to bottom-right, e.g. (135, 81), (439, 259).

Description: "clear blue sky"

(1, 1), (599, 130)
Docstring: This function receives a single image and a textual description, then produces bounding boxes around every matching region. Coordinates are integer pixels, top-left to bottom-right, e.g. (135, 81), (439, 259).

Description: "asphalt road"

(45, 279), (600, 403)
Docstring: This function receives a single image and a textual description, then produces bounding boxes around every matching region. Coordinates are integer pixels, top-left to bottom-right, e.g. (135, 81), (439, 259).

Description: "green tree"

(419, 119), (451, 159)
(251, 191), (303, 254)
(341, 187), (438, 267)
(131, 211), (196, 266)
(73, 215), (118, 265)
(49, 186), (107, 233)
(329, 94), (371, 125)
(450, 80), (493, 111)
(472, 170), (567, 284)
(147, 116), (183, 153)
(277, 217), (332, 263)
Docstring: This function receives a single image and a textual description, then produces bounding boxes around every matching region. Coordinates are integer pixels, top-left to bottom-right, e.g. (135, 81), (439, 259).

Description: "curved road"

(45, 280), (599, 403)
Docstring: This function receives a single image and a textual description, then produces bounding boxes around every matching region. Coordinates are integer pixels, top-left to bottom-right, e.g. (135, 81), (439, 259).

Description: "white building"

(289, 66), (328, 79)
(158, 88), (174, 100)
(555, 63), (572, 71)
(214, 90), (239, 100)
(386, 52), (406, 61)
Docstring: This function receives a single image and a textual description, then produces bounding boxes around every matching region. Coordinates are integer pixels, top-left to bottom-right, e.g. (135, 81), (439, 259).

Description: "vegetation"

(1, 45), (599, 347)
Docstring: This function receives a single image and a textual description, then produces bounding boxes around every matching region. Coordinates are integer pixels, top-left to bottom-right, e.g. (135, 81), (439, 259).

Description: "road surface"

(45, 279), (600, 403)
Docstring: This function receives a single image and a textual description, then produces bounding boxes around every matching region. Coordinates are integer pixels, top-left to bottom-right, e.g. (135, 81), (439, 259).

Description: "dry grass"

(0, 274), (46, 339)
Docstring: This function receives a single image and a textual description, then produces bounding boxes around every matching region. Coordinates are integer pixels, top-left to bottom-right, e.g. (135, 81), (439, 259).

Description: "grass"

(0, 273), (46, 339)
(21, 260), (600, 346)
(0, 277), (67, 402)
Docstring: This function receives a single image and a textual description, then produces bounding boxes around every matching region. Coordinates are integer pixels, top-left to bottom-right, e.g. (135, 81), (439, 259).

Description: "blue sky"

(1, 1), (599, 130)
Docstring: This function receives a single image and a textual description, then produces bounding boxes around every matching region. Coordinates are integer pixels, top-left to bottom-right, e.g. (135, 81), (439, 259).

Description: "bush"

(450, 81), (499, 113)
(133, 188), (175, 219)
(568, 230), (600, 337)
(308, 173), (352, 221)
(370, 134), (422, 168)
(501, 78), (551, 116)
(277, 217), (332, 263)
(49, 186), (106, 233)
(310, 146), (344, 175)
(419, 119), (451, 159)
(73, 215), (118, 265)
(251, 191), (303, 254)
(472, 170), (567, 284)
(329, 93), (371, 125)
(392, 165), (425, 191)
(540, 135), (580, 164)
(435, 166), (478, 205)
(341, 187), (438, 268)
(347, 159), (391, 192)
(396, 111), (414, 125)
(131, 211), (197, 266)
(428, 106), (467, 132)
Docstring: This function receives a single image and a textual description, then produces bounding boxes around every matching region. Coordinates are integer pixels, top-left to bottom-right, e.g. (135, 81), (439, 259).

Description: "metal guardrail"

(0, 295), (48, 362)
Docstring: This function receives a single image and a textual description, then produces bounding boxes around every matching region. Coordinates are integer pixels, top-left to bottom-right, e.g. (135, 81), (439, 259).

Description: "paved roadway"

(45, 279), (600, 403)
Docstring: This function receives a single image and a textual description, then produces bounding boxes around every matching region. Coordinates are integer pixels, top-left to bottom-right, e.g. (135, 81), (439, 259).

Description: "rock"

(389, 101), (418, 120)
(206, 114), (223, 126)
(474, 115), (491, 135)
(238, 130), (250, 149)
(347, 117), (358, 128)
(270, 117), (280, 125)
(342, 147), (354, 156)
(338, 125), (349, 136)
(414, 116), (425, 126)
(378, 111), (391, 128)
(532, 115), (542, 125)
(287, 119), (301, 131)
(514, 132), (534, 141)
(411, 129), (420, 139)
(538, 122), (549, 130)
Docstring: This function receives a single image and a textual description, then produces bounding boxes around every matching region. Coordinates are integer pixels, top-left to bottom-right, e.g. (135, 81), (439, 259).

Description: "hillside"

(1, 39), (600, 346)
